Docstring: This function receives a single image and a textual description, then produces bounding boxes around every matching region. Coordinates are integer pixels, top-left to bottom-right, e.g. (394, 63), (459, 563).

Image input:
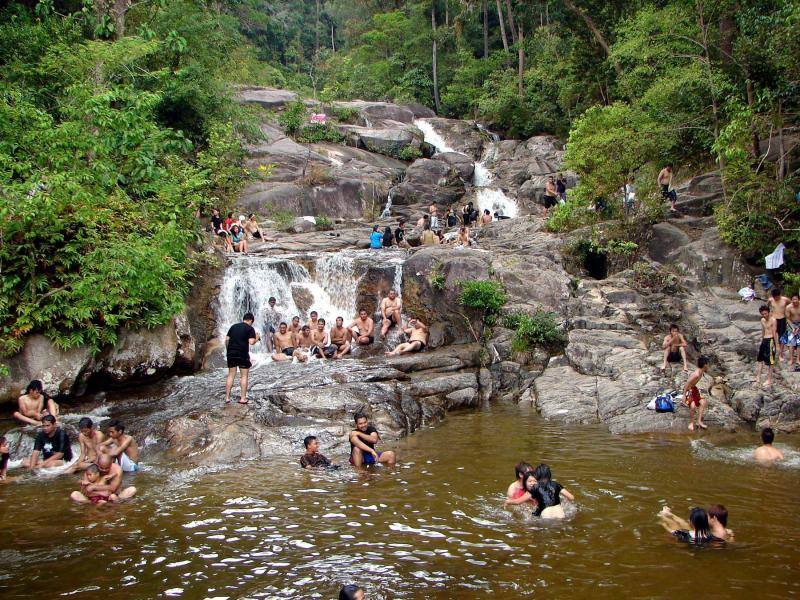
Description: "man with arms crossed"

(225, 312), (260, 404)
(349, 413), (396, 467)
(380, 290), (402, 338)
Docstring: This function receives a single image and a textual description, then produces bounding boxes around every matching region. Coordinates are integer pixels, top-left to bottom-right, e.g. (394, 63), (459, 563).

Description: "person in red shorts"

(683, 356), (709, 431)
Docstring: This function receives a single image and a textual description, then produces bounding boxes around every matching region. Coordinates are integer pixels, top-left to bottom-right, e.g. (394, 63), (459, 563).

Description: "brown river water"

(1, 402), (798, 599)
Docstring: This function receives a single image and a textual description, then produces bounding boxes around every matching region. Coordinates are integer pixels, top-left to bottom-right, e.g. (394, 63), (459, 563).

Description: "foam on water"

(691, 439), (800, 469)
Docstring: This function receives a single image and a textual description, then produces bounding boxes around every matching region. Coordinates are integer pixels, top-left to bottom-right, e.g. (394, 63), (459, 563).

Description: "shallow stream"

(1, 403), (798, 598)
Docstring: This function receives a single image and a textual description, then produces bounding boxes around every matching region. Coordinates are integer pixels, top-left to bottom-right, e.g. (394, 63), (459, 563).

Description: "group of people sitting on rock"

(5, 381), (140, 504)
(299, 413), (397, 470)
(209, 208), (265, 253)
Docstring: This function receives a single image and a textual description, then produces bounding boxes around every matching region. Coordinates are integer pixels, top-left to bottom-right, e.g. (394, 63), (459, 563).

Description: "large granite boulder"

(337, 123), (423, 159)
(93, 323), (178, 383)
(433, 151), (475, 181)
(389, 159), (466, 210)
(417, 118), (485, 159)
(237, 87), (302, 109)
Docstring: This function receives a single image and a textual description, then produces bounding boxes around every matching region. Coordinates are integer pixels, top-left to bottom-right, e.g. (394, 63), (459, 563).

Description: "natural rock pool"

(1, 403), (798, 598)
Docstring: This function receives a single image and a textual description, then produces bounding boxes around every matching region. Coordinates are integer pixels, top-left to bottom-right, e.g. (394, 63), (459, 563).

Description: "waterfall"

(380, 190), (393, 218)
(313, 253), (360, 319)
(413, 119), (457, 154)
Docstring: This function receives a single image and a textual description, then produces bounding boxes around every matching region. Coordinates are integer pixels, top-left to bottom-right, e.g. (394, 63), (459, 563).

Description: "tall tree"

(504, 0), (517, 44)
(517, 19), (524, 99)
(562, 0), (622, 77)
(495, 0), (509, 51)
(432, 2), (441, 112)
(483, 0), (489, 58)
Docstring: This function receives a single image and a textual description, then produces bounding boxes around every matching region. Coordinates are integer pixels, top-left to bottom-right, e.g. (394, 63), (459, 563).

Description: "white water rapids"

(413, 118), (518, 219)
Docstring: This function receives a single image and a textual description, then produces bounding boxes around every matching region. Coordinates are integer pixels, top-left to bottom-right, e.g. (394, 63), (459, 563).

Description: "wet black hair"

(318, 318), (326, 325)
(533, 463), (552, 485)
(78, 417), (93, 430)
(42, 415), (56, 424)
(302, 325), (311, 331)
(310, 311), (318, 317)
(339, 585), (363, 600)
(697, 355), (709, 369)
(515, 461), (533, 479)
(292, 315), (300, 321)
(759, 304), (770, 313)
(107, 419), (125, 433)
(772, 288), (782, 297)
(353, 412), (368, 423)
(372, 224), (379, 231)
(424, 222), (431, 230)
(521, 471), (537, 492)
(25, 380), (44, 394)
(708, 504), (728, 527)
(669, 324), (679, 331)
(761, 427), (775, 444)
(269, 296), (276, 303)
(279, 321), (287, 327)
(243, 312), (255, 322)
(689, 507), (711, 538)
(359, 308), (367, 314)
(86, 464), (100, 475)
(336, 316), (343, 322)
(484, 209), (490, 215)
(303, 435), (317, 449)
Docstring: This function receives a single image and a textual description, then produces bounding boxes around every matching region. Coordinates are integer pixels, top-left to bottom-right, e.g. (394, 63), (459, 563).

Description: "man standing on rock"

(225, 312), (260, 404)
(380, 290), (402, 337)
(543, 176), (558, 217)
(783, 295), (800, 370)
(349, 413), (396, 467)
(768, 288), (791, 363)
(349, 308), (375, 346)
(658, 164), (678, 211)
(756, 304), (779, 388)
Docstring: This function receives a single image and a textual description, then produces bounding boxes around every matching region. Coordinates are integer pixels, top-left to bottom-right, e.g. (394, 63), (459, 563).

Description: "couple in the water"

(504, 461), (575, 519)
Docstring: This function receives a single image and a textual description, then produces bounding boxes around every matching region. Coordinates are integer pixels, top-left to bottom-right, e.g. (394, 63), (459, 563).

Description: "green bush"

(297, 122), (345, 144)
(429, 262), (445, 291)
(398, 145), (422, 161)
(330, 106), (359, 123)
(315, 214), (333, 231)
(459, 280), (507, 313)
(278, 100), (306, 137)
(503, 309), (566, 353)
(631, 261), (681, 294)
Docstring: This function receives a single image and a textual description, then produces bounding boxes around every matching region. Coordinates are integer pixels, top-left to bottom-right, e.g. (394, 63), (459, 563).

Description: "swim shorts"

(776, 317), (787, 338)
(686, 386), (702, 407)
(282, 347), (295, 357)
(543, 195), (557, 209)
(757, 338), (775, 365)
(227, 356), (252, 369)
(349, 451), (382, 465)
(323, 345), (337, 358)
(667, 350), (681, 363)
(781, 322), (800, 347)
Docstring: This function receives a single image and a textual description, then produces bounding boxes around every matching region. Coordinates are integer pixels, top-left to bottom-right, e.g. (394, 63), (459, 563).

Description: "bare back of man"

(754, 444), (785, 462)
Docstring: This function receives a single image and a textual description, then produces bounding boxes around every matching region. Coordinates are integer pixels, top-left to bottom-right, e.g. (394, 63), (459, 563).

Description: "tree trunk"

(778, 100), (785, 180)
(445, 0), (449, 26)
(518, 20), (524, 99)
(746, 78), (760, 159)
(331, 22), (336, 52)
(315, 0), (320, 56)
(483, 0), (489, 58)
(719, 13), (735, 65)
(432, 4), (441, 113)
(496, 0), (509, 52)
(562, 0), (622, 77)
(505, 0), (517, 45)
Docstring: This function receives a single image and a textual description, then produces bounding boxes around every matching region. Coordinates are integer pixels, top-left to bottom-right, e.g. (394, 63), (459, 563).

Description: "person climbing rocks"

(224, 312), (260, 404)
(658, 164), (678, 211)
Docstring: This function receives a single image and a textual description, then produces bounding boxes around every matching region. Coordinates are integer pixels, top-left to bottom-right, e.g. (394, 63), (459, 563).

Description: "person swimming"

(504, 461), (535, 506)
(662, 507), (722, 544)
(659, 504), (733, 541)
(524, 464), (575, 519)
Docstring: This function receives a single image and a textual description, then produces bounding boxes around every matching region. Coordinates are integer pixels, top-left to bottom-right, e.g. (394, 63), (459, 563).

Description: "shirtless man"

(661, 324), (689, 372)
(479, 209), (492, 226)
(263, 296), (281, 353)
(380, 290), (402, 337)
(311, 319), (336, 360)
(71, 465), (118, 504)
(293, 325), (315, 363)
(65, 417), (105, 474)
(306, 310), (319, 331)
(271, 322), (297, 362)
(756, 304), (779, 388)
(14, 380), (59, 427)
(99, 419), (140, 472)
(769, 288), (791, 362)
(658, 164), (677, 211)
(330, 317), (352, 359)
(385, 318), (429, 356)
(349, 413), (396, 467)
(349, 309), (375, 346)
(754, 427), (785, 462)
(683, 356), (709, 431)
(429, 203), (440, 231)
(289, 315), (302, 337)
(71, 453), (136, 503)
(543, 176), (558, 217)
(23, 415), (73, 470)
(456, 225), (470, 247)
(784, 295), (800, 370)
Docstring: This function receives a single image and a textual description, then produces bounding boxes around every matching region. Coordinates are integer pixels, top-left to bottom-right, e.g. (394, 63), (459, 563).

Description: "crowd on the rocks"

(209, 209), (267, 253)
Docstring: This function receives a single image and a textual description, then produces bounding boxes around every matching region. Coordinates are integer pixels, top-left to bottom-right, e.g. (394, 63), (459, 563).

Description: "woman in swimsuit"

(504, 461), (535, 506)
(525, 464), (575, 519)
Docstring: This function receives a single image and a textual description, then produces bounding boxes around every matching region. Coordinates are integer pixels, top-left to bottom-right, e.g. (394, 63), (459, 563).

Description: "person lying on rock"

(22, 415), (72, 471)
(349, 413), (396, 467)
(330, 317), (352, 359)
(349, 309), (375, 346)
(380, 290), (402, 338)
(99, 419), (140, 472)
(300, 435), (334, 469)
(71, 454), (136, 504)
(385, 319), (428, 356)
(271, 322), (296, 363)
(311, 319), (337, 360)
(14, 379), (59, 427)
(683, 355), (709, 431)
(65, 417), (106, 474)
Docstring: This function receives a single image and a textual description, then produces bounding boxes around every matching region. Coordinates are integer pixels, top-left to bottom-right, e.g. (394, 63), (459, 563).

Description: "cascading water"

(380, 190), (394, 218)
(414, 119), (519, 219)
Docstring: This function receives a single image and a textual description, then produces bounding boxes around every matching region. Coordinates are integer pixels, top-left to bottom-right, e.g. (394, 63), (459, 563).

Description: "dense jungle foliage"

(1, 0), (798, 358)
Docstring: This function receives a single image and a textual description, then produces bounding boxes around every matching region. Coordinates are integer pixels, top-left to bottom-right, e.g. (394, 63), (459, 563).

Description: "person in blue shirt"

(369, 225), (383, 249)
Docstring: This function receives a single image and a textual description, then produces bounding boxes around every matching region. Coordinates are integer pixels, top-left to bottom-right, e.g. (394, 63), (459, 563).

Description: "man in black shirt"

(299, 435), (334, 469)
(348, 412), (397, 467)
(24, 415), (73, 470)
(395, 220), (409, 249)
(225, 312), (260, 405)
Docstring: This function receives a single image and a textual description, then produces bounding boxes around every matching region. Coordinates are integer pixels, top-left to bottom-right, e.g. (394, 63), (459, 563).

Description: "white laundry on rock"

(765, 243), (786, 269)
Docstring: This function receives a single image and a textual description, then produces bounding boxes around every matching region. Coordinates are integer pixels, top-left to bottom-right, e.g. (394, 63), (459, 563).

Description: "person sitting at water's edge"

(300, 435), (335, 469)
(71, 453), (136, 504)
(72, 464), (118, 505)
(65, 417), (105, 474)
(754, 427), (784, 462)
(330, 316), (352, 359)
(395, 220), (409, 249)
(311, 318), (337, 360)
(293, 324), (315, 363)
(385, 318), (428, 356)
(22, 415), (72, 470)
(661, 324), (688, 373)
(349, 413), (396, 467)
(225, 312), (260, 404)
(14, 379), (59, 427)
(369, 225), (383, 249)
(504, 461), (535, 506)
(683, 356), (709, 431)
(350, 309), (375, 346)
(271, 322), (296, 362)
(230, 224), (248, 253)
(380, 290), (402, 338)
(525, 464), (574, 519)
(99, 419), (140, 472)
